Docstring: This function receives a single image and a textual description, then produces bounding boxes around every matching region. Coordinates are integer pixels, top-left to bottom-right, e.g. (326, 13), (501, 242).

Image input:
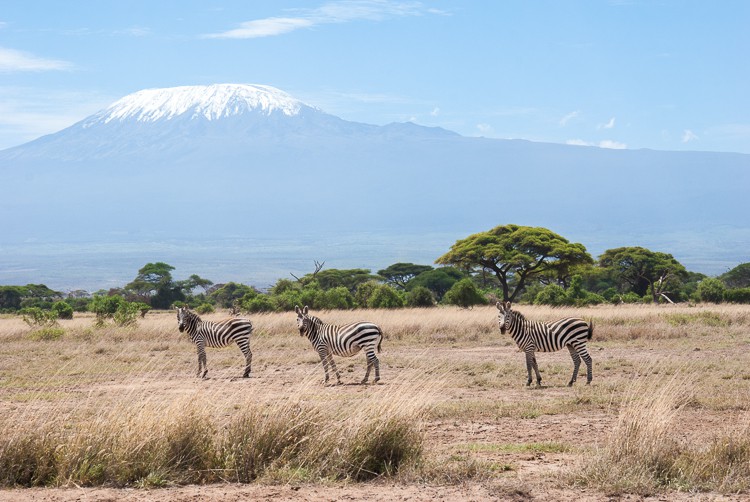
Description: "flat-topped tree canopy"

(436, 224), (593, 302)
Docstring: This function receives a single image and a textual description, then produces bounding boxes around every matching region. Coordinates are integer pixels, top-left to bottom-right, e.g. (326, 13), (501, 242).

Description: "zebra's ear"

(504, 301), (512, 310)
(303, 305), (309, 315)
(294, 305), (301, 315)
(496, 301), (502, 310)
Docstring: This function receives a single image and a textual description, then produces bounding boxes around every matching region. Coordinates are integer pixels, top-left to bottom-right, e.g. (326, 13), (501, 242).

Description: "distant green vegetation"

(2, 224), (749, 317)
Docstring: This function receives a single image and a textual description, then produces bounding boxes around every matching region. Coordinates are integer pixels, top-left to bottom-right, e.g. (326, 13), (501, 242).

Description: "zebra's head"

(496, 301), (513, 334)
(176, 306), (194, 333)
(295, 305), (311, 335)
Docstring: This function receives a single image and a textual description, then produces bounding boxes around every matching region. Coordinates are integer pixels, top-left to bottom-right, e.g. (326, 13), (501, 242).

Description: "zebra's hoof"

(374, 377), (380, 383)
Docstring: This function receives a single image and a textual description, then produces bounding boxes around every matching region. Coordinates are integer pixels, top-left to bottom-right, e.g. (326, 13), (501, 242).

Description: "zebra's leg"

(531, 354), (542, 386)
(361, 350), (379, 384)
(524, 351), (535, 386)
(581, 347), (593, 384)
(567, 345), (582, 387)
(373, 352), (381, 383)
(238, 341), (252, 378)
(317, 350), (331, 384)
(243, 348), (252, 378)
(327, 353), (342, 385)
(197, 343), (208, 379)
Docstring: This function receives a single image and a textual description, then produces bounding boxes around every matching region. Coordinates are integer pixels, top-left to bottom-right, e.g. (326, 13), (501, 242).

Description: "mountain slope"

(0, 83), (748, 284)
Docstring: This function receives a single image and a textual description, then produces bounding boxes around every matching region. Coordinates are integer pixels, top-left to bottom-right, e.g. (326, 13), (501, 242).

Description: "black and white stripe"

(496, 301), (593, 387)
(295, 305), (383, 385)
(176, 306), (253, 378)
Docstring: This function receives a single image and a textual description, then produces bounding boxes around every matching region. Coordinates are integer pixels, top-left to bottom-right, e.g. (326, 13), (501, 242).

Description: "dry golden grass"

(1, 303), (750, 497)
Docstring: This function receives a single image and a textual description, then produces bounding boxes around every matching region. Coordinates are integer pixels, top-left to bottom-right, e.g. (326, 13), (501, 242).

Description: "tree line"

(2, 224), (750, 318)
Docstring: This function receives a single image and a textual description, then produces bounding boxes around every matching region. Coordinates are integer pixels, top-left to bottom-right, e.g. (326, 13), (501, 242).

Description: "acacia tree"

(599, 246), (688, 303)
(436, 224), (593, 301)
(125, 262), (186, 309)
(377, 263), (433, 290)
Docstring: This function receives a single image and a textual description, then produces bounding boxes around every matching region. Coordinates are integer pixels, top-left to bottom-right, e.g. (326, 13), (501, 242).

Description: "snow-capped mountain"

(1, 83), (455, 161)
(84, 84), (305, 124)
(1, 83), (749, 286)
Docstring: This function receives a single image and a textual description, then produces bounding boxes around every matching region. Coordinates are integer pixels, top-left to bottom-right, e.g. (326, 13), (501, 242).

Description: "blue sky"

(1, 0), (748, 153)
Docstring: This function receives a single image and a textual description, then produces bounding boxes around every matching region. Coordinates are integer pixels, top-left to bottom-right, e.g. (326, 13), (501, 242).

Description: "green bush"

(724, 287), (750, 304)
(51, 301), (74, 320)
(442, 279), (486, 308)
(318, 287), (354, 310)
(697, 278), (726, 303)
(405, 286), (435, 307)
(368, 285), (404, 309)
(113, 302), (140, 327)
(354, 281), (380, 308)
(89, 295), (124, 322)
(534, 284), (568, 305)
(19, 307), (58, 328)
(29, 327), (65, 341)
(242, 295), (275, 313)
(195, 303), (215, 315)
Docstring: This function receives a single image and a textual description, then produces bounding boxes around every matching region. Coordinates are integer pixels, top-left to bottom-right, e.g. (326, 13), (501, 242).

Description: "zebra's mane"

(182, 308), (201, 322)
(508, 308), (529, 325)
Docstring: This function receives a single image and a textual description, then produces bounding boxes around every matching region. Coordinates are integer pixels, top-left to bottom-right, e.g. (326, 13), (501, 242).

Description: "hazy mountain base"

(1, 225), (747, 293)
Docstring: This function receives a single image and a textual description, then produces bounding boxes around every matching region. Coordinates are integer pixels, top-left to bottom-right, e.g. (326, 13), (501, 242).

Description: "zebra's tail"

(377, 331), (383, 353)
(587, 319), (594, 340)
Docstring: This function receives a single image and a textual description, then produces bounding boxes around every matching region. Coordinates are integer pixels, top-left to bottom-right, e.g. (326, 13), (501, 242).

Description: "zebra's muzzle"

(178, 325), (185, 332)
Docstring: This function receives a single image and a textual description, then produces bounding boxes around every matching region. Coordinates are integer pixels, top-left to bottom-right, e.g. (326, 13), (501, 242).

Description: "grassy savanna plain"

(1, 304), (750, 501)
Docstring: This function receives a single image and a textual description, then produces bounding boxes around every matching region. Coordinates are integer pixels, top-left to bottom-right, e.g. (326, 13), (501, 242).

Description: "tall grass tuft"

(574, 369), (692, 494)
(575, 367), (750, 494)
(0, 367), (439, 487)
(221, 403), (319, 482)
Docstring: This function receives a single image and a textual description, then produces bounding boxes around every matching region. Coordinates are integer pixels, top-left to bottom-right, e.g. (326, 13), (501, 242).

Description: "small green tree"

(534, 284), (568, 306)
(599, 247), (688, 303)
(318, 287), (354, 310)
(377, 263), (433, 290)
(442, 279), (486, 308)
(407, 267), (465, 301)
(354, 281), (380, 308)
(89, 295), (125, 326)
(368, 285), (404, 309)
(405, 286), (435, 307)
(19, 307), (58, 328)
(51, 301), (74, 320)
(113, 301), (141, 327)
(697, 278), (726, 303)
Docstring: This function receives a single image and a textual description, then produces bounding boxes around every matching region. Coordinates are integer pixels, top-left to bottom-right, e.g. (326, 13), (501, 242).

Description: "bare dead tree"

(291, 260), (325, 286)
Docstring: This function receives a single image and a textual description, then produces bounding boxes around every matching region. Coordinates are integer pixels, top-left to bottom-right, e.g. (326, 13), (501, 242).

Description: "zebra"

(176, 306), (254, 378)
(295, 305), (383, 385)
(496, 301), (594, 387)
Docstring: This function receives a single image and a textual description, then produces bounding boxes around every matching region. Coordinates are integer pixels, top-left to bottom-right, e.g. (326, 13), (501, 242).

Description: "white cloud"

(566, 138), (627, 149)
(599, 139), (627, 149)
(682, 129), (699, 143)
(559, 110), (580, 127)
(430, 107), (440, 117)
(566, 139), (589, 146)
(598, 117), (615, 129)
(205, 17), (314, 39)
(0, 47), (72, 72)
(204, 1), (436, 39)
